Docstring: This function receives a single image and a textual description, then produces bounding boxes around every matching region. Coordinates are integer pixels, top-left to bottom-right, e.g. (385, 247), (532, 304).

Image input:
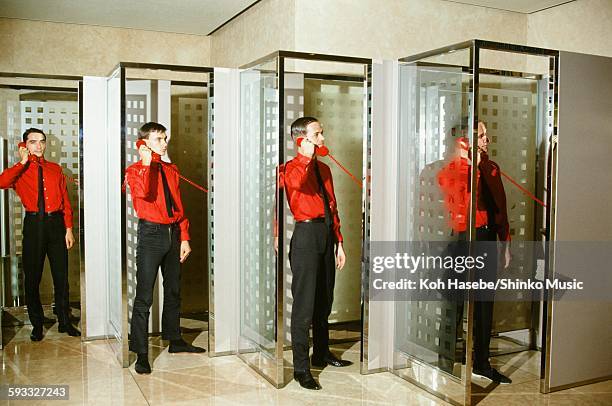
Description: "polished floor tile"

(2, 326), (611, 405)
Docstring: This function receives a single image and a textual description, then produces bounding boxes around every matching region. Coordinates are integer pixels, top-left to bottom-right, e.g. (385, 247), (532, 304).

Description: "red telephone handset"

(18, 142), (39, 163)
(295, 136), (363, 188)
(125, 140), (208, 194)
(136, 140), (161, 162)
(457, 136), (469, 151)
(295, 137), (329, 157)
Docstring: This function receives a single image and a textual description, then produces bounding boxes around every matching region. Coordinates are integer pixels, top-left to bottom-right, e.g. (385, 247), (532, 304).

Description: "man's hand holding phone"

(138, 143), (153, 166)
(18, 143), (28, 165)
(300, 137), (316, 158)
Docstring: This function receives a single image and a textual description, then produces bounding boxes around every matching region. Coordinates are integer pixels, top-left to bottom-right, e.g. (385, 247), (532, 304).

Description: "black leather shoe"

(294, 371), (321, 390)
(473, 368), (512, 384)
(168, 339), (206, 353)
(135, 353), (151, 374)
(311, 353), (353, 368)
(58, 324), (81, 337)
(30, 326), (43, 341)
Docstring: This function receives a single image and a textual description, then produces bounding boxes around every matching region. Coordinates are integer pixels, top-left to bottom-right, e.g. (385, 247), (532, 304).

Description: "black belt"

(138, 219), (178, 228)
(477, 225), (495, 232)
(297, 217), (326, 224)
(25, 211), (63, 217)
(458, 226), (494, 233)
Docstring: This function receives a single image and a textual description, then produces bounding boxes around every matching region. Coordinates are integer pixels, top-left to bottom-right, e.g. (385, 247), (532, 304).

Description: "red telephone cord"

(500, 170), (547, 208)
(122, 160), (208, 194)
(327, 154), (362, 189)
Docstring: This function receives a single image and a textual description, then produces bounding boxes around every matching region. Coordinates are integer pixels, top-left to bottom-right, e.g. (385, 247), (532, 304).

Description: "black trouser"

(129, 220), (182, 355)
(458, 227), (498, 371)
(22, 212), (70, 328)
(438, 227), (498, 372)
(289, 221), (336, 373)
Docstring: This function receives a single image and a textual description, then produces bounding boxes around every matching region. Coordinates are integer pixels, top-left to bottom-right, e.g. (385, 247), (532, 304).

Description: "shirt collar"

(30, 155), (46, 164)
(296, 151), (313, 165)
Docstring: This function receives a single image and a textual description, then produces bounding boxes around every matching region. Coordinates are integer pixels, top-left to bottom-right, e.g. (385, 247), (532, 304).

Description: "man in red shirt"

(0, 128), (79, 341)
(126, 122), (205, 375)
(437, 121), (512, 384)
(276, 117), (350, 390)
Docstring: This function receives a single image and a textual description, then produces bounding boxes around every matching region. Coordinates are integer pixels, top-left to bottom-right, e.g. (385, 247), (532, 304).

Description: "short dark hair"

(22, 128), (46, 142)
(290, 116), (319, 140)
(138, 122), (167, 140)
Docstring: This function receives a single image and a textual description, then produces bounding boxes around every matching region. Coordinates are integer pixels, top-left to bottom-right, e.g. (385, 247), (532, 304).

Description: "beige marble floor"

(2, 326), (611, 405)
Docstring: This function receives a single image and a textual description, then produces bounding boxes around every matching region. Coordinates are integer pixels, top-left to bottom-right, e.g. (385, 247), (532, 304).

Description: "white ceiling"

(0, 0), (576, 36)
(0, 0), (260, 36)
(444, 0), (575, 13)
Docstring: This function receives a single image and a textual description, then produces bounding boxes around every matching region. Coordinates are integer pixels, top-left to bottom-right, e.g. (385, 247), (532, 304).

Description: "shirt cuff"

(335, 231), (343, 243)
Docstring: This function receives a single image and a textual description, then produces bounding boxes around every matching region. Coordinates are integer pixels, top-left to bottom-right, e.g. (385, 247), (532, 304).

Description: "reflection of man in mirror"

(0, 128), (79, 341)
(437, 121), (513, 384)
(126, 122), (204, 375)
(275, 117), (350, 390)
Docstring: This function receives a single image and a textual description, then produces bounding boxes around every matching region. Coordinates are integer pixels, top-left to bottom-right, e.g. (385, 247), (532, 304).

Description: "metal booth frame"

(238, 51), (373, 388)
(105, 62), (216, 367)
(397, 39), (559, 405)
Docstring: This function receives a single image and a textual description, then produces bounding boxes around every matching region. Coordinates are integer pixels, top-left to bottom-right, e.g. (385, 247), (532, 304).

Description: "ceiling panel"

(443, 0), (575, 13)
(0, 0), (259, 35)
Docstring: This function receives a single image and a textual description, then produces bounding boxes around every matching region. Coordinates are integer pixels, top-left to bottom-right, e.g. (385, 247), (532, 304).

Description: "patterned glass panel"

(239, 67), (278, 355)
(396, 63), (472, 379)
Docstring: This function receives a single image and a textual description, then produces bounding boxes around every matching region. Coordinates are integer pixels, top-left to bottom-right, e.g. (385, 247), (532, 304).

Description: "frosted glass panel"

(106, 72), (123, 351)
(239, 65), (279, 357)
(395, 62), (472, 382)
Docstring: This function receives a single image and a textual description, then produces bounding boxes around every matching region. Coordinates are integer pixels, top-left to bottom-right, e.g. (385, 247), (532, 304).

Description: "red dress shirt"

(437, 154), (510, 241)
(0, 158), (73, 228)
(278, 152), (343, 243)
(126, 160), (190, 241)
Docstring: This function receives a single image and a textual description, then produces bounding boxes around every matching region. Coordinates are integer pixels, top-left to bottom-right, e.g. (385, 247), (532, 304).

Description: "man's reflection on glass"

(435, 121), (513, 384)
